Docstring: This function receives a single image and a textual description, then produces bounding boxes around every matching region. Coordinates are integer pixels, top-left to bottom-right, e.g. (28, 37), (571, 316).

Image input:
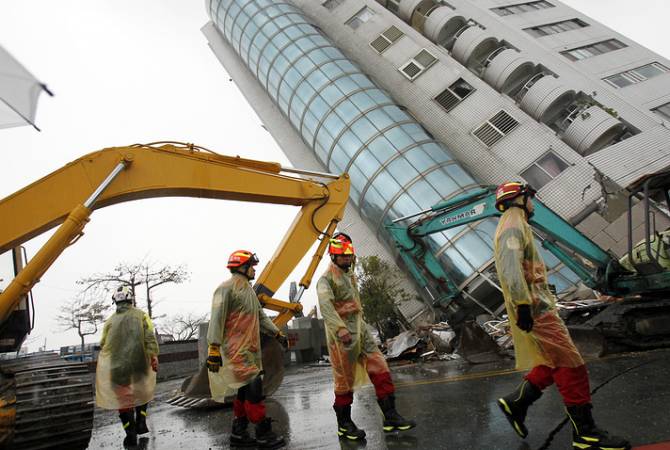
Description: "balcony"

(562, 105), (626, 155)
(423, 6), (466, 46)
(451, 27), (499, 68)
(519, 75), (575, 122)
(482, 48), (534, 94)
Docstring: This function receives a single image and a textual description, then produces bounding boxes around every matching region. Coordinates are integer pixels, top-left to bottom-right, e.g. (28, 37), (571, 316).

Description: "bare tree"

(56, 296), (110, 360)
(160, 312), (208, 341)
(77, 260), (189, 319)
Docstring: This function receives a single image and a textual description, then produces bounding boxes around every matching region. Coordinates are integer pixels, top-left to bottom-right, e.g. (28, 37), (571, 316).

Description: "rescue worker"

(207, 250), (286, 448)
(95, 285), (159, 447)
(316, 232), (415, 441)
(493, 182), (630, 450)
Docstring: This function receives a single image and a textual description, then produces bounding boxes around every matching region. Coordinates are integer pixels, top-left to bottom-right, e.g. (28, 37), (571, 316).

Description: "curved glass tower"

(205, 0), (573, 293)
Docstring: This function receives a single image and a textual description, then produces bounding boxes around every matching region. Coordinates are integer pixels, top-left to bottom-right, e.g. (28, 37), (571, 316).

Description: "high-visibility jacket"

(207, 273), (279, 401)
(96, 303), (158, 410)
(494, 207), (583, 370)
(316, 262), (389, 394)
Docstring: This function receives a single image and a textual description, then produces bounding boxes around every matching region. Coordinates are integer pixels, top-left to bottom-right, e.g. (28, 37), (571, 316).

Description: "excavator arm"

(0, 142), (350, 336)
(386, 186), (617, 307)
(387, 184), (670, 305)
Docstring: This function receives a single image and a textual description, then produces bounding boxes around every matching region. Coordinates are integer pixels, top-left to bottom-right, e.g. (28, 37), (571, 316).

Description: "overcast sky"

(1, 1), (669, 352)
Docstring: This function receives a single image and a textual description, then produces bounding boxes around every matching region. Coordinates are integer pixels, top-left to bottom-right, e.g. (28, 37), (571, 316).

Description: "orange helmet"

(328, 232), (355, 256)
(495, 182), (536, 212)
(227, 250), (259, 269)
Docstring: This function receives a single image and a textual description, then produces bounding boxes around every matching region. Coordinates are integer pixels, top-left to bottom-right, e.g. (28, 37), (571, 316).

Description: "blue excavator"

(386, 170), (670, 354)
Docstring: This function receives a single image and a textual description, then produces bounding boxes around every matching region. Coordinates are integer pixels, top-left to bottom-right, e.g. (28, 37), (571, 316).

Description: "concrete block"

(592, 231), (617, 253)
(575, 212), (609, 239)
(603, 214), (630, 242)
(611, 239), (630, 258)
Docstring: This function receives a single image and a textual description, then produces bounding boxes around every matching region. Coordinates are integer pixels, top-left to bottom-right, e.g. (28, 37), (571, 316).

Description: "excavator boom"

(0, 142), (350, 437)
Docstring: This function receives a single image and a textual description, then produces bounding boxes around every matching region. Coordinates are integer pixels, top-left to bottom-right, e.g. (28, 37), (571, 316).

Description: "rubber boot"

(566, 404), (631, 450)
(255, 417), (285, 449)
(377, 395), (416, 432)
(230, 416), (256, 447)
(497, 379), (542, 438)
(135, 403), (149, 435)
(333, 405), (366, 440)
(119, 411), (137, 447)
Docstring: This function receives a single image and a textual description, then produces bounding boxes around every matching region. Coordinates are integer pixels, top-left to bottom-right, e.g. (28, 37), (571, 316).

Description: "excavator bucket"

(166, 337), (285, 408)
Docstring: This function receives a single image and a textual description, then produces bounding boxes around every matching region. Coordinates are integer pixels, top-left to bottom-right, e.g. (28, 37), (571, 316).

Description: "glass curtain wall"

(208, 0), (499, 287)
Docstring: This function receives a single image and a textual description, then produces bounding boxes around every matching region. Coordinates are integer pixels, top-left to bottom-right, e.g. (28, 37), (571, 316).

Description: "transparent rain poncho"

(95, 303), (159, 410)
(207, 274), (279, 402)
(494, 206), (584, 370)
(317, 263), (390, 394)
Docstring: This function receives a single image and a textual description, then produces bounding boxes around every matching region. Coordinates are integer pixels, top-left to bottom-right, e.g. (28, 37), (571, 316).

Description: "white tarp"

(0, 45), (50, 130)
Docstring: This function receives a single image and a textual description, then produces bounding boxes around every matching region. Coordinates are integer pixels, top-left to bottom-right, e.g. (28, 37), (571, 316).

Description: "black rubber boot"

(566, 404), (631, 450)
(119, 411), (137, 447)
(230, 416), (256, 447)
(255, 417), (285, 449)
(333, 405), (366, 440)
(497, 379), (542, 438)
(377, 395), (416, 432)
(135, 403), (149, 435)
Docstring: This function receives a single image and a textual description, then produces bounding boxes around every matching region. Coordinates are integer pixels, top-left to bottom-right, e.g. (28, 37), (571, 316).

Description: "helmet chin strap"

(234, 264), (255, 280)
(508, 195), (534, 219)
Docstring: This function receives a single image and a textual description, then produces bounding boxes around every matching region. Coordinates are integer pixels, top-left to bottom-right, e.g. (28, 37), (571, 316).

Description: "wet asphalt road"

(88, 348), (670, 449)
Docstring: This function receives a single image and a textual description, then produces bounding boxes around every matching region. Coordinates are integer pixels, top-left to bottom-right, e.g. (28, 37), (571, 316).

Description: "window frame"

(524, 18), (588, 37)
(491, 0), (554, 16)
(652, 101), (670, 120)
(399, 48), (438, 81)
(603, 62), (670, 88)
(520, 151), (569, 189)
(346, 6), (374, 29)
(561, 39), (627, 62)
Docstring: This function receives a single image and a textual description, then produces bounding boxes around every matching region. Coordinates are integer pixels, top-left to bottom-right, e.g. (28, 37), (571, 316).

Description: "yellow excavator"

(0, 142), (350, 449)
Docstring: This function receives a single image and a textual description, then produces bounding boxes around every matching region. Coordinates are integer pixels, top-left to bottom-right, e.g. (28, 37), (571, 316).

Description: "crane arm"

(0, 142), (350, 328)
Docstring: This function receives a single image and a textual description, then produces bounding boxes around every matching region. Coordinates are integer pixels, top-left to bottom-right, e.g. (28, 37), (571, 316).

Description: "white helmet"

(112, 285), (134, 303)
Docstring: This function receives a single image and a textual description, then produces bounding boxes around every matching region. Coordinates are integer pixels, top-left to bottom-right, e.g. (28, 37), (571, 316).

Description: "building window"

(560, 39), (627, 61)
(603, 62), (670, 88)
(524, 19), (588, 37)
(370, 26), (405, 53)
(472, 110), (519, 147)
(491, 1), (554, 17)
(346, 7), (374, 29)
(521, 151), (569, 189)
(399, 49), (438, 81)
(322, 0), (344, 10)
(652, 102), (670, 120)
(434, 79), (475, 112)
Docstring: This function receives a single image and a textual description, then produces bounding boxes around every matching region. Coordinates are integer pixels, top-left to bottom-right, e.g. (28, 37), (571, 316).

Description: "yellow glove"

(206, 344), (222, 372)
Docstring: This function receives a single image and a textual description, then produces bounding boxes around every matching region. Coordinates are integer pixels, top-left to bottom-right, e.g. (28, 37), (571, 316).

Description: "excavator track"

(0, 354), (94, 450)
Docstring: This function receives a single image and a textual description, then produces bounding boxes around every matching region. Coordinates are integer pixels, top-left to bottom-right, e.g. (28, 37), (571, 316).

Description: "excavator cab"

(620, 169), (670, 275)
(0, 248), (31, 353)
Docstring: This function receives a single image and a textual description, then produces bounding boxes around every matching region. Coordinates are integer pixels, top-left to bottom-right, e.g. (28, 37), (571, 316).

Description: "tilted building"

(202, 0), (670, 324)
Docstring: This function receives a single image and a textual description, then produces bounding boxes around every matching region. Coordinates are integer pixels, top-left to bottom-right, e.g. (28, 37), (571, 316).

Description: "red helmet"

(328, 232), (355, 256)
(495, 182), (536, 212)
(227, 250), (259, 269)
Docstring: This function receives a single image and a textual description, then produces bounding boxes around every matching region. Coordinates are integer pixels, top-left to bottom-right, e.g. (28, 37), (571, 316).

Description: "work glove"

(276, 332), (289, 350)
(516, 304), (533, 332)
(150, 355), (159, 372)
(206, 344), (223, 373)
